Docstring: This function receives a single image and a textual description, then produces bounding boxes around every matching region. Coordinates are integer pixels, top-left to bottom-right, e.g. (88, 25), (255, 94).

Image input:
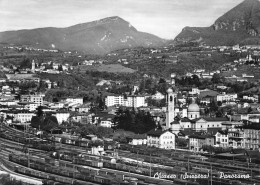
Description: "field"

(76, 64), (136, 73)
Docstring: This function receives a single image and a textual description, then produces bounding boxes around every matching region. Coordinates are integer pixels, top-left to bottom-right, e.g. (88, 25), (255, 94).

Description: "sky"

(0, 0), (245, 39)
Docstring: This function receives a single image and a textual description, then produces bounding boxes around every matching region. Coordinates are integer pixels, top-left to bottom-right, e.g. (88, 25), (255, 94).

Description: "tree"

(158, 78), (166, 84)
(211, 73), (222, 84)
(113, 108), (156, 134)
(157, 82), (167, 95)
(209, 100), (218, 113)
(58, 65), (63, 71)
(37, 80), (48, 92)
(20, 58), (31, 69)
(161, 54), (168, 62)
(192, 75), (201, 86)
(247, 107), (253, 113)
(217, 101), (222, 107)
(176, 138), (188, 148)
(31, 108), (58, 132)
(36, 106), (43, 117)
(19, 81), (37, 92)
(73, 124), (113, 138)
(43, 116), (59, 131)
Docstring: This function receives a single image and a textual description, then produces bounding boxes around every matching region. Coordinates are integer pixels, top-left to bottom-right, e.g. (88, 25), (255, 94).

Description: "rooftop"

(147, 128), (169, 137)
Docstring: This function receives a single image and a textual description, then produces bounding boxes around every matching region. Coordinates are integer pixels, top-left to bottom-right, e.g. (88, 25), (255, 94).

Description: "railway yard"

(0, 124), (260, 185)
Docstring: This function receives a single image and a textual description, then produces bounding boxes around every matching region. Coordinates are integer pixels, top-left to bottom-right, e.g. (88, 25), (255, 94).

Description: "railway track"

(118, 149), (260, 173)
(1, 135), (176, 184)
(117, 149), (260, 184)
(2, 125), (260, 185)
(0, 156), (43, 185)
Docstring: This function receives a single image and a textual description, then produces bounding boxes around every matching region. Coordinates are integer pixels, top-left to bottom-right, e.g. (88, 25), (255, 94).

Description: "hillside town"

(1, 41), (260, 185)
(1, 0), (260, 185)
(1, 56), (260, 150)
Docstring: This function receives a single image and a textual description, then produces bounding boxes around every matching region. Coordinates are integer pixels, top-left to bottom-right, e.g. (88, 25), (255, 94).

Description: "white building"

(189, 88), (200, 95)
(53, 112), (70, 124)
(125, 95), (147, 108)
(13, 111), (35, 123)
(99, 117), (113, 128)
(214, 131), (229, 147)
(105, 95), (125, 107)
(66, 98), (83, 105)
(24, 103), (38, 111)
(83, 60), (95, 65)
(21, 94), (44, 106)
(147, 129), (175, 149)
(105, 95), (147, 108)
(127, 134), (147, 145)
(0, 100), (18, 106)
(217, 93), (237, 102)
(242, 74), (254, 78)
(151, 91), (165, 100)
(49, 102), (65, 109)
(243, 95), (258, 102)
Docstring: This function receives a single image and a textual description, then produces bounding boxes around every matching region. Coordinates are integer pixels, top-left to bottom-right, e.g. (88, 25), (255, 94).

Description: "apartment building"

(13, 111), (35, 123)
(217, 93), (237, 102)
(105, 95), (147, 108)
(21, 94), (44, 106)
(105, 95), (125, 107)
(125, 95), (147, 108)
(244, 129), (260, 150)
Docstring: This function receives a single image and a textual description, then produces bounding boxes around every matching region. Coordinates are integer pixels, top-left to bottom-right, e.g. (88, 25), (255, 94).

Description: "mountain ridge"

(0, 16), (166, 54)
(174, 0), (260, 46)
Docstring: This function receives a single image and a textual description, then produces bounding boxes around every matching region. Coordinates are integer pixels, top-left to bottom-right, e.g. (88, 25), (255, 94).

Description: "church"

(164, 87), (228, 134)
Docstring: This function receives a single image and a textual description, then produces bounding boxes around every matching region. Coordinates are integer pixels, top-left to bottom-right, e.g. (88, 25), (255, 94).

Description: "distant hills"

(174, 0), (260, 46)
(0, 16), (166, 54)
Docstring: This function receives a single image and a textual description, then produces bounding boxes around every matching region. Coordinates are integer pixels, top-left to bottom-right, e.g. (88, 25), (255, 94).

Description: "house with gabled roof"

(189, 134), (214, 152)
(146, 128), (175, 149)
(151, 91), (165, 100)
(209, 129), (228, 148)
(177, 129), (196, 139)
(75, 103), (91, 113)
(126, 134), (147, 145)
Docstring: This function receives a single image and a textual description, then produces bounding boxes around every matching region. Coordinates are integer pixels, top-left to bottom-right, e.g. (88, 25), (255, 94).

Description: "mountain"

(174, 0), (260, 46)
(0, 16), (166, 54)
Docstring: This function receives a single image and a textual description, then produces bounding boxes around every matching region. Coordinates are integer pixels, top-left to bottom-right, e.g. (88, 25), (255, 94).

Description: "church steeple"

(165, 88), (176, 129)
(31, 60), (35, 73)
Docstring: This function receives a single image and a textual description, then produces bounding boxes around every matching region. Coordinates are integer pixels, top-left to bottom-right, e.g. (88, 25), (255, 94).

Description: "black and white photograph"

(0, 0), (260, 184)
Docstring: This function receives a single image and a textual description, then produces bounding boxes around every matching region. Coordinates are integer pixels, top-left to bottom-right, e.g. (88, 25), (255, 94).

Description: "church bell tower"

(166, 88), (176, 129)
(31, 60), (35, 73)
